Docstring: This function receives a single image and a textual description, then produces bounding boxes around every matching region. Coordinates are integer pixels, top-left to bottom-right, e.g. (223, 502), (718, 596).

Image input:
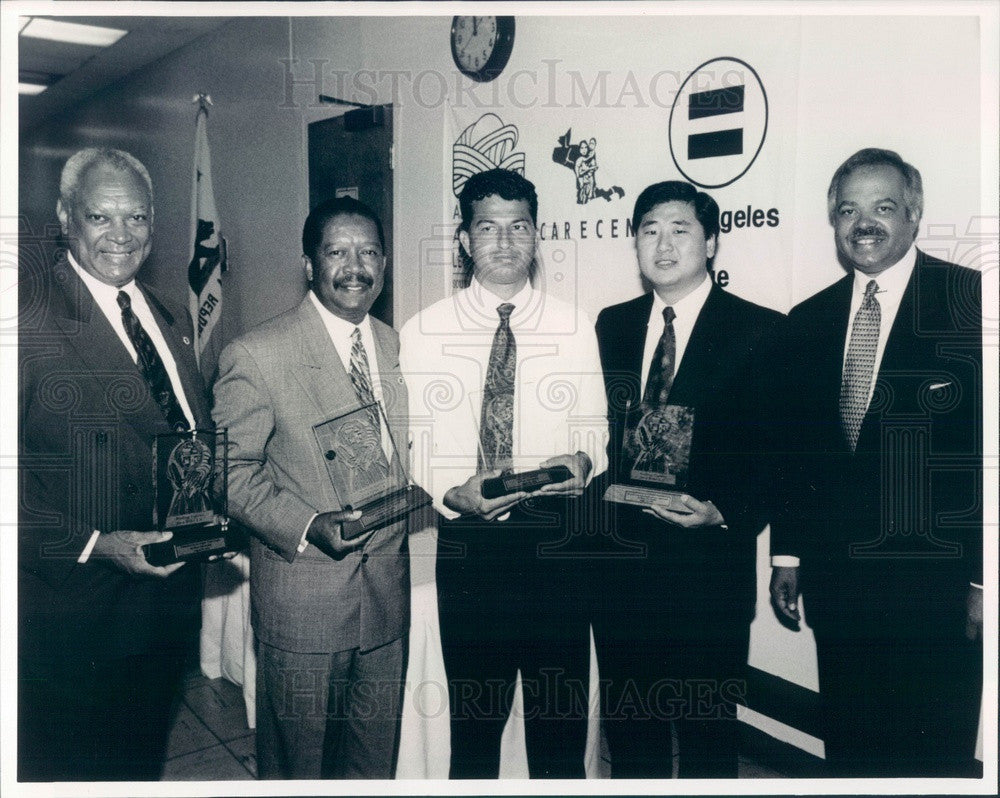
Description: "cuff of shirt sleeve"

(78, 530), (101, 563)
(771, 555), (800, 567)
(298, 513), (317, 554)
(971, 582), (983, 590)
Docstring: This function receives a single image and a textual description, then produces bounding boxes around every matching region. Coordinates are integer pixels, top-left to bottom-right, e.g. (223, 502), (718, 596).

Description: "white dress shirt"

(68, 253), (197, 562)
(640, 273), (713, 396)
(771, 246), (917, 570)
(399, 278), (609, 520)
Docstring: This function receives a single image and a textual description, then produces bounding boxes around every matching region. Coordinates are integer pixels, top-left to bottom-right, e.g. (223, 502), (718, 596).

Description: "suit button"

(124, 482), (139, 496)
(325, 450), (336, 460)
(361, 553), (369, 563)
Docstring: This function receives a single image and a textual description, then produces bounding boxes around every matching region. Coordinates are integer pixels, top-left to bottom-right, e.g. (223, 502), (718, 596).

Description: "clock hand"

(473, 16), (478, 36)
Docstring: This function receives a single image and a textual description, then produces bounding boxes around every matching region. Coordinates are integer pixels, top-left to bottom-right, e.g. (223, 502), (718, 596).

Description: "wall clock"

(450, 16), (515, 83)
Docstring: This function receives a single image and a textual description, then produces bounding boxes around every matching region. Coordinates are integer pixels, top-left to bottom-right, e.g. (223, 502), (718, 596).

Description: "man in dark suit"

(593, 180), (781, 777)
(19, 148), (209, 780)
(212, 196), (410, 778)
(769, 148), (983, 777)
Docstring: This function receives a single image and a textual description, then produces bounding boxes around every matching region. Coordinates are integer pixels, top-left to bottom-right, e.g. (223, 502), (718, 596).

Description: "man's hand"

(91, 530), (186, 578)
(535, 452), (592, 497)
(443, 472), (528, 521)
(643, 493), (725, 528)
(306, 509), (369, 560)
(965, 585), (983, 641)
(770, 566), (801, 628)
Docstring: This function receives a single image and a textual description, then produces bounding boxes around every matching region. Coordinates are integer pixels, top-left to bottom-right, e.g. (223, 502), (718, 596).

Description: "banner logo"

(452, 112), (526, 197)
(551, 129), (625, 205)
(668, 57), (768, 189)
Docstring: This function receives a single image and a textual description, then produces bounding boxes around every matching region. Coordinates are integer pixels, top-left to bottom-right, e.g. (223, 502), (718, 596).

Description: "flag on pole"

(188, 94), (226, 385)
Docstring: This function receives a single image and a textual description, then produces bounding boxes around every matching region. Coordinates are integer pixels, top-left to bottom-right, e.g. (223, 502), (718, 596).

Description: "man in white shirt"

(400, 169), (608, 778)
(593, 180), (782, 777)
(19, 148), (209, 779)
(769, 148), (983, 776)
(212, 197), (410, 778)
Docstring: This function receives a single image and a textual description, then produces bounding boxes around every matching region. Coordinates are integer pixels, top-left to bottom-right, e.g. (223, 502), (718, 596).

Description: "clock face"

(451, 16), (515, 83)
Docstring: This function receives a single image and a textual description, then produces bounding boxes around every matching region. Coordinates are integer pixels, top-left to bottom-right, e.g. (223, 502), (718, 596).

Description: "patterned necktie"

(117, 290), (190, 432)
(643, 306), (677, 405)
(349, 327), (381, 431)
(479, 303), (516, 474)
(840, 280), (881, 451)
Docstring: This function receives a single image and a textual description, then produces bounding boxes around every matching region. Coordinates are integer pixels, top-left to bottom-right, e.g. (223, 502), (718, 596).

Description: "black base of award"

(143, 522), (248, 567)
(481, 465), (574, 499)
(602, 484), (689, 511)
(341, 484), (432, 541)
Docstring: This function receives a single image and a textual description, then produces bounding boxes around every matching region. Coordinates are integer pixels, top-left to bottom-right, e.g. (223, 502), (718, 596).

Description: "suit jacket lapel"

(670, 284), (726, 406)
(621, 293), (652, 405)
(292, 299), (360, 423)
(370, 319), (407, 456)
(49, 260), (167, 441)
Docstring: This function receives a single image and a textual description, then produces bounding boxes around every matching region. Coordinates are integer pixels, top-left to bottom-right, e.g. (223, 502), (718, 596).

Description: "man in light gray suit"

(213, 197), (409, 779)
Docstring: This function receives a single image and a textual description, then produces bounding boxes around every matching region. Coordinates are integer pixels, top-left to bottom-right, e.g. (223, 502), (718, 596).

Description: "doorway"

(307, 104), (394, 325)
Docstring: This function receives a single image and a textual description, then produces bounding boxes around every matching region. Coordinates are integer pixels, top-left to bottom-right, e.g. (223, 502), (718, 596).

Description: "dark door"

(307, 104), (394, 325)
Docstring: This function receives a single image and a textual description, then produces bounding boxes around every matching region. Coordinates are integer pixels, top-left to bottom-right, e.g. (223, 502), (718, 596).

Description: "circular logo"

(668, 57), (768, 189)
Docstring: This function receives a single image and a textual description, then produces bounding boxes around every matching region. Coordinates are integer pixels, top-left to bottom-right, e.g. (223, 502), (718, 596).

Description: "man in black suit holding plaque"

(18, 148), (209, 780)
(593, 180), (782, 777)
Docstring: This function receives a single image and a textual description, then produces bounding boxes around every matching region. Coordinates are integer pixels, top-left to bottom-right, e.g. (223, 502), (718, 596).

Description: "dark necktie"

(117, 290), (190, 432)
(840, 279), (881, 451)
(479, 303), (516, 474)
(643, 305), (676, 405)
(348, 327), (382, 431)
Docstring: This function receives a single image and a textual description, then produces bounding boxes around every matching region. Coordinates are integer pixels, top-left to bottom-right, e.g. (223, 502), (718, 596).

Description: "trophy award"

(603, 401), (695, 511)
(313, 403), (431, 541)
(145, 428), (243, 566)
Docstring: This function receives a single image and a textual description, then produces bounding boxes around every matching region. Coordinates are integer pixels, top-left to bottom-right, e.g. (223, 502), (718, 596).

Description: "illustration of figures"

(552, 129), (625, 204)
(166, 436), (214, 522)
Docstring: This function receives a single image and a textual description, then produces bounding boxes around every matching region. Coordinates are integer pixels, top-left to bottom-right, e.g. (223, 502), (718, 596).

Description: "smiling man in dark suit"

(19, 148), (209, 780)
(769, 148), (983, 777)
(212, 196), (410, 779)
(593, 180), (781, 777)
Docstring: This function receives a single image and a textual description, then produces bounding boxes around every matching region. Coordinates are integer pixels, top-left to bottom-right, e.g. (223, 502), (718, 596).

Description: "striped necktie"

(348, 327), (381, 431)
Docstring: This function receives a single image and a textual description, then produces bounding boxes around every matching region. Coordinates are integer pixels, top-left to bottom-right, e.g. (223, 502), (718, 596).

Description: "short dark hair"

(631, 180), (720, 241)
(827, 148), (923, 225)
(301, 196), (385, 264)
(458, 169), (538, 232)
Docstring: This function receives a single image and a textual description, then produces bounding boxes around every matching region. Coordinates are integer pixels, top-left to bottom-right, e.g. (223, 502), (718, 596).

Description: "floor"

(161, 665), (790, 780)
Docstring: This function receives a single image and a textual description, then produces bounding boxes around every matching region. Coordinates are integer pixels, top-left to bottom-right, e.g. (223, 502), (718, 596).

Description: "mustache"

(851, 224), (888, 240)
(333, 273), (374, 288)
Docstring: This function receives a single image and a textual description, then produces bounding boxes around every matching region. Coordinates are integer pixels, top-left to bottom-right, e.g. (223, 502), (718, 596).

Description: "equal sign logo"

(669, 57), (769, 189)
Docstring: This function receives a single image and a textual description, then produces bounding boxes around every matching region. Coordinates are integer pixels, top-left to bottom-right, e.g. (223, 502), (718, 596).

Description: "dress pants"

(19, 643), (190, 781)
(814, 598), (982, 777)
(437, 497), (590, 779)
(592, 505), (747, 779)
(255, 636), (406, 779)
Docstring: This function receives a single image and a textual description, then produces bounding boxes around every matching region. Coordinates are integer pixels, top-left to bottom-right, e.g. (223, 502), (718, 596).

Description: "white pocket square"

(928, 381), (952, 391)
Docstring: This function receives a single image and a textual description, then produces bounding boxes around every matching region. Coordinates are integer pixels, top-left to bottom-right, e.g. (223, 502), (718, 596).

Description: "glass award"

(603, 401), (695, 511)
(313, 403), (431, 541)
(146, 428), (242, 566)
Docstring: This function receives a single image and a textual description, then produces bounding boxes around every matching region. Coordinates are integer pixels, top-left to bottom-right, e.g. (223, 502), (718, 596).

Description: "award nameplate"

(313, 403), (431, 541)
(144, 428), (243, 566)
(481, 465), (574, 499)
(603, 402), (695, 512)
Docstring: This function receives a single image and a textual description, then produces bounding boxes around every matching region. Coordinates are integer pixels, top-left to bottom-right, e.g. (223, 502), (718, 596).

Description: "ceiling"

(19, 15), (232, 134)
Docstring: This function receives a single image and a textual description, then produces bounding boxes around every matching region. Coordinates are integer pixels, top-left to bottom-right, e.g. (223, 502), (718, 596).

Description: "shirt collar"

(650, 272), (712, 323)
(852, 243), (917, 295)
(66, 250), (137, 302)
(308, 290), (371, 339)
(459, 277), (540, 328)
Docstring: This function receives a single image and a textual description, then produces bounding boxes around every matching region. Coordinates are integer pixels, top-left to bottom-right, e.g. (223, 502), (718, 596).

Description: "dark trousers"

(815, 627), (982, 778)
(255, 636), (406, 779)
(19, 644), (190, 781)
(437, 500), (590, 778)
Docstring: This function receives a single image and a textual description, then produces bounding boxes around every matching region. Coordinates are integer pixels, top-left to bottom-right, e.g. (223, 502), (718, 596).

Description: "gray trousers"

(255, 636), (406, 779)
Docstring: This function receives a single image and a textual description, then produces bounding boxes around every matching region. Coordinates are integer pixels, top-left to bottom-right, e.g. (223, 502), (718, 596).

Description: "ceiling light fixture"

(20, 18), (127, 47)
